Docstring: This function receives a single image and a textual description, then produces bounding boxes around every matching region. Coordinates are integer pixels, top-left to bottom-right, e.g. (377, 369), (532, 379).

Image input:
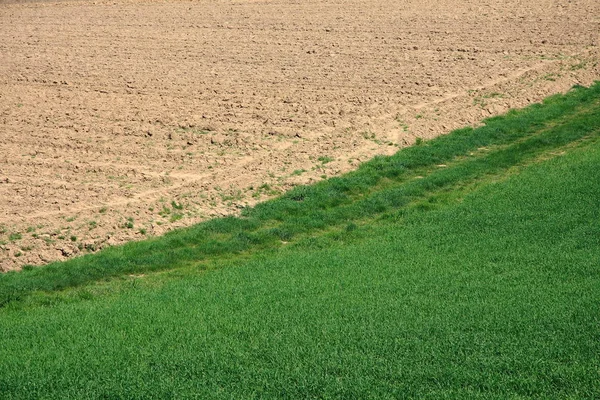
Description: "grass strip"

(1, 82), (599, 307)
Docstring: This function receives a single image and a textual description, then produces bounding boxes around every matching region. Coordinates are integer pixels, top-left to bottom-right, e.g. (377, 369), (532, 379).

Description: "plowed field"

(1, 0), (598, 270)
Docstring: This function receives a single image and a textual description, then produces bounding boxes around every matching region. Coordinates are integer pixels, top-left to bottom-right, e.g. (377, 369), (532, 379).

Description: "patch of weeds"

(570, 61), (587, 71)
(361, 131), (376, 140)
(9, 233), (22, 242)
(66, 216), (76, 222)
(159, 206), (171, 218)
(123, 218), (134, 229)
(171, 201), (184, 210)
(484, 92), (503, 99)
(395, 114), (409, 132)
(415, 114), (424, 119)
(318, 156), (334, 164)
(89, 221), (98, 230)
(473, 98), (486, 108)
(70, 236), (77, 242)
(20, 246), (33, 252)
(14, 251), (22, 257)
(26, 226), (35, 233)
(176, 126), (213, 135)
(84, 243), (97, 252)
(473, 92), (503, 108)
(542, 73), (561, 82)
(291, 169), (306, 176)
(252, 183), (280, 198)
(220, 190), (244, 203)
(139, 228), (147, 235)
(170, 214), (183, 223)
(415, 137), (424, 146)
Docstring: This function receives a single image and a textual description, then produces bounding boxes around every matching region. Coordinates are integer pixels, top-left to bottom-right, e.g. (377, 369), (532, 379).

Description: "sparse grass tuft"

(170, 213), (183, 223)
(318, 155), (334, 164)
(123, 218), (134, 229)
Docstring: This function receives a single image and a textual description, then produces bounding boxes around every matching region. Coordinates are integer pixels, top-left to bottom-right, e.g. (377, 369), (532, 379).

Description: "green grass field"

(1, 83), (599, 398)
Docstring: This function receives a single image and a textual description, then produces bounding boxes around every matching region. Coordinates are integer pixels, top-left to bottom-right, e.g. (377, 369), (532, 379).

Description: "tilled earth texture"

(0, 0), (598, 270)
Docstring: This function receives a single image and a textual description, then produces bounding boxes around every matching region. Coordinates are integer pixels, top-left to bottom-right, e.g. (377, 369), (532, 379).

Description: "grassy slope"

(0, 84), (599, 398)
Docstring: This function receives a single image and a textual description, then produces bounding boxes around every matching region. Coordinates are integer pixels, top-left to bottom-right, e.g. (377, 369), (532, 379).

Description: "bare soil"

(1, 0), (598, 270)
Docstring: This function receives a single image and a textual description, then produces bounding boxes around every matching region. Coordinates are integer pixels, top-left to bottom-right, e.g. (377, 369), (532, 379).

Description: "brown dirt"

(0, 0), (598, 271)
